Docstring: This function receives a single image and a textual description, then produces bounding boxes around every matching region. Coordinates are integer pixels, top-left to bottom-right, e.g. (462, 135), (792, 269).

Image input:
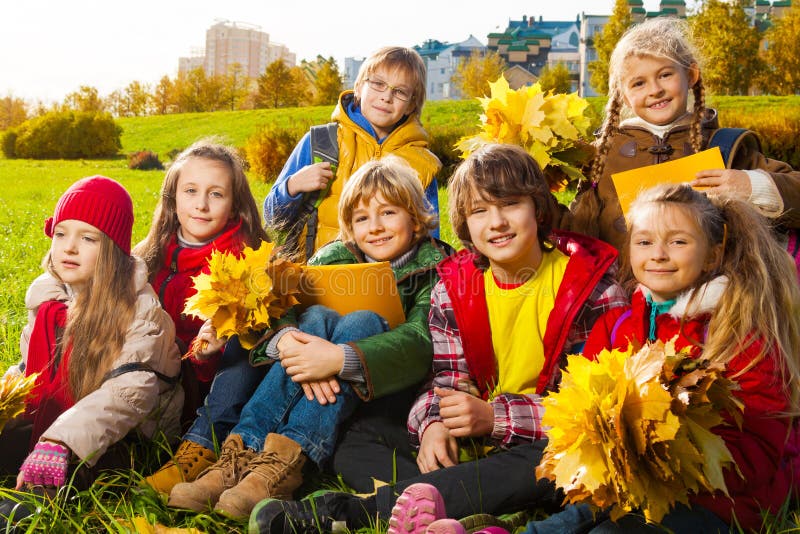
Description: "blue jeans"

(521, 503), (730, 534)
(183, 336), (267, 451)
(231, 305), (388, 466)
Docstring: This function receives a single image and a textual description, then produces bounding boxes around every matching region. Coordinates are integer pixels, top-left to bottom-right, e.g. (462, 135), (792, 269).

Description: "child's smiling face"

(350, 192), (418, 262)
(175, 157), (234, 244)
(629, 203), (721, 302)
(356, 66), (416, 139)
(621, 54), (698, 126)
(466, 192), (543, 284)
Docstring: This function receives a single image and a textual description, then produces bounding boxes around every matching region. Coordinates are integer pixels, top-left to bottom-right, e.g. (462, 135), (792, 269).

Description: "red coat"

(584, 285), (797, 530)
(151, 220), (245, 383)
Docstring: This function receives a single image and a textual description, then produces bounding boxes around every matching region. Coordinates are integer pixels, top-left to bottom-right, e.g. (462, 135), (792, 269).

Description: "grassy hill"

(117, 99), (484, 158)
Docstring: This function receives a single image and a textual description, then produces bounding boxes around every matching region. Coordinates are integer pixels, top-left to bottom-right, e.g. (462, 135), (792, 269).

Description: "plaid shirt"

(408, 235), (627, 448)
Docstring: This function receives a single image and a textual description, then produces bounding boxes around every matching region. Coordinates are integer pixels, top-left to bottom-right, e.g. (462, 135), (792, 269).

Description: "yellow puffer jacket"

(312, 91), (441, 251)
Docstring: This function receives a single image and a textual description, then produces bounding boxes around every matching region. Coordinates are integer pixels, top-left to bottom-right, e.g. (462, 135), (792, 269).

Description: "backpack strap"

(707, 128), (761, 169)
(102, 362), (181, 386)
(283, 123), (339, 260)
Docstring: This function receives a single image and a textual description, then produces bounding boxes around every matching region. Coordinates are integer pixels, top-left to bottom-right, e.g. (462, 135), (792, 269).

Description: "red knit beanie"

(44, 176), (134, 255)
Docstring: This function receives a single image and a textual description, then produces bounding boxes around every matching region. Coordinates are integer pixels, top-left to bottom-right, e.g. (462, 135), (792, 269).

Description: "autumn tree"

(588, 0), (632, 95)
(222, 63), (253, 111)
(312, 57), (343, 105)
(538, 62), (573, 94)
(761, 3), (800, 94)
(0, 94), (28, 130)
(125, 81), (152, 116)
(256, 60), (310, 108)
(689, 0), (762, 95)
(153, 76), (175, 115)
(64, 85), (105, 112)
(452, 50), (507, 99)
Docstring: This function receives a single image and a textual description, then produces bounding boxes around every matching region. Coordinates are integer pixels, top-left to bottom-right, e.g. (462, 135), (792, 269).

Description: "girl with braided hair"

(569, 17), (800, 255)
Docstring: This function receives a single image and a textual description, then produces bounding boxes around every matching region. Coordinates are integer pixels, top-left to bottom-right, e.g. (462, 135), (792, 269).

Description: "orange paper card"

(296, 262), (406, 328)
(611, 147), (724, 217)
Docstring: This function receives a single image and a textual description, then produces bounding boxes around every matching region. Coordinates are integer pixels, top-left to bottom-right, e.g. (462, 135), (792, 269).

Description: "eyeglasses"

(365, 78), (413, 102)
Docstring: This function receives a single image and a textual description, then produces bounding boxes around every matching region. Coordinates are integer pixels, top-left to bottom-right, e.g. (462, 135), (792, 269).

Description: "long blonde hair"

(45, 234), (137, 400)
(134, 139), (267, 276)
(574, 18), (707, 237)
(625, 184), (800, 413)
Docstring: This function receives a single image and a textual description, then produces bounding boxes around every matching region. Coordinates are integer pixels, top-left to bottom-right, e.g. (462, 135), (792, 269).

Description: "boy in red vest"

(251, 143), (628, 533)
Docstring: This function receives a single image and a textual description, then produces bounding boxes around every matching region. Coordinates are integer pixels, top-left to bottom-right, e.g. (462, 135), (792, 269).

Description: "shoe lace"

(247, 451), (291, 482)
(173, 442), (204, 464)
(208, 442), (252, 483)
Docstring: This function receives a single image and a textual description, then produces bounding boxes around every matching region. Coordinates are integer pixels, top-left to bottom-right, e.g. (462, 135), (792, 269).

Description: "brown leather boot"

(214, 433), (307, 519)
(144, 440), (217, 496)
(168, 434), (255, 512)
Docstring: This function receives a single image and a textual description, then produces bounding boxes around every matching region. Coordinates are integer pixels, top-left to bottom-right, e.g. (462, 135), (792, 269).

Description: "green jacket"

(250, 237), (453, 401)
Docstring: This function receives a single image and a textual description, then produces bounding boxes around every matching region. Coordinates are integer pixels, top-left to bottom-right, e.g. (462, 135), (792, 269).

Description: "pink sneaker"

(426, 518), (467, 534)
(388, 483), (447, 534)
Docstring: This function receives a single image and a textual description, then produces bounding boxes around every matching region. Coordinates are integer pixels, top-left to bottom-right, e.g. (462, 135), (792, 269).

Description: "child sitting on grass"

(139, 140), (269, 496)
(167, 156), (452, 520)
(0, 176), (182, 529)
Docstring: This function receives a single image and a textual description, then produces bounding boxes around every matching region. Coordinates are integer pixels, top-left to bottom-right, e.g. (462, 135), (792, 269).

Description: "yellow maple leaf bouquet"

(0, 372), (39, 434)
(183, 241), (302, 353)
(455, 76), (595, 191)
(536, 339), (742, 523)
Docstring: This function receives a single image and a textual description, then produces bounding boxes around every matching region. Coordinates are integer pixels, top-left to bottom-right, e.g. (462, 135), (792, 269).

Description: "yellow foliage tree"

(452, 50), (507, 99)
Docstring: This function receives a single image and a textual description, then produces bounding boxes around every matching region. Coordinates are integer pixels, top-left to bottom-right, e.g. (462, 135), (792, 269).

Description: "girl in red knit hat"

(136, 139), (268, 495)
(0, 176), (183, 519)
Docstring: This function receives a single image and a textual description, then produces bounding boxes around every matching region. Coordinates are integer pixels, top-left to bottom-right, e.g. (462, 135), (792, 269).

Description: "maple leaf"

(537, 340), (741, 523)
(183, 241), (303, 354)
(456, 77), (594, 192)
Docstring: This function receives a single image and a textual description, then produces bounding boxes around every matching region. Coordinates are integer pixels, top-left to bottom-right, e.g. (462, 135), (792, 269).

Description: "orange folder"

(611, 147), (724, 217)
(296, 262), (406, 328)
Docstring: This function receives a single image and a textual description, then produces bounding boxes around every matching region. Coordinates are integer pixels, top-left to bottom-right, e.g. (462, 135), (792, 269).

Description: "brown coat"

(567, 110), (800, 251)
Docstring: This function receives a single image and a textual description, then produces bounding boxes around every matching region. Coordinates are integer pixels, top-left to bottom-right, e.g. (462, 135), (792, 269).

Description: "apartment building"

(179, 20), (297, 78)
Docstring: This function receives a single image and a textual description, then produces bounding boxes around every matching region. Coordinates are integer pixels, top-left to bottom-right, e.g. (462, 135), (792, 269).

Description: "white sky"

(1, 0), (683, 104)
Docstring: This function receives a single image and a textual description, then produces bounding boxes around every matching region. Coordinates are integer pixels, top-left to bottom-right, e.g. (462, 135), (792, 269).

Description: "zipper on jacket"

(158, 246), (183, 307)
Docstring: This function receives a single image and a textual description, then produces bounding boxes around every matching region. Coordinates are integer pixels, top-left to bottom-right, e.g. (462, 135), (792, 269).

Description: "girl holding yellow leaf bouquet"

(568, 17), (800, 259)
(0, 177), (182, 529)
(138, 140), (270, 495)
(167, 156), (453, 519)
(532, 183), (800, 533)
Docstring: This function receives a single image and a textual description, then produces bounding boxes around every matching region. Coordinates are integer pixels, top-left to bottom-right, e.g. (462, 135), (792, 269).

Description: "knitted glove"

(19, 441), (70, 487)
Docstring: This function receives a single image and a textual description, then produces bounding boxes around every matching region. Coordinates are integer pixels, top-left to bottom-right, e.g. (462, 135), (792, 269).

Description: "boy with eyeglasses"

(264, 46), (442, 260)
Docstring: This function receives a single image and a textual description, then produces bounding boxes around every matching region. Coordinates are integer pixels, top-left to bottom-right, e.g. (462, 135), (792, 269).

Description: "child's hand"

(279, 330), (344, 382)
(193, 320), (226, 360)
(17, 441), (70, 489)
(286, 162), (334, 197)
(300, 377), (341, 405)
(435, 387), (494, 438)
(692, 169), (751, 201)
(417, 422), (458, 473)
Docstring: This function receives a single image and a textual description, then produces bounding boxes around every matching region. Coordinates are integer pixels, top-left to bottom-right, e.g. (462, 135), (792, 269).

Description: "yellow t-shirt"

(485, 248), (568, 396)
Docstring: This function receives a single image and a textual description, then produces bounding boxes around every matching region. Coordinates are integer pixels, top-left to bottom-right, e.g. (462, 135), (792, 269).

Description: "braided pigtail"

(689, 77), (706, 153)
(570, 91), (623, 237)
